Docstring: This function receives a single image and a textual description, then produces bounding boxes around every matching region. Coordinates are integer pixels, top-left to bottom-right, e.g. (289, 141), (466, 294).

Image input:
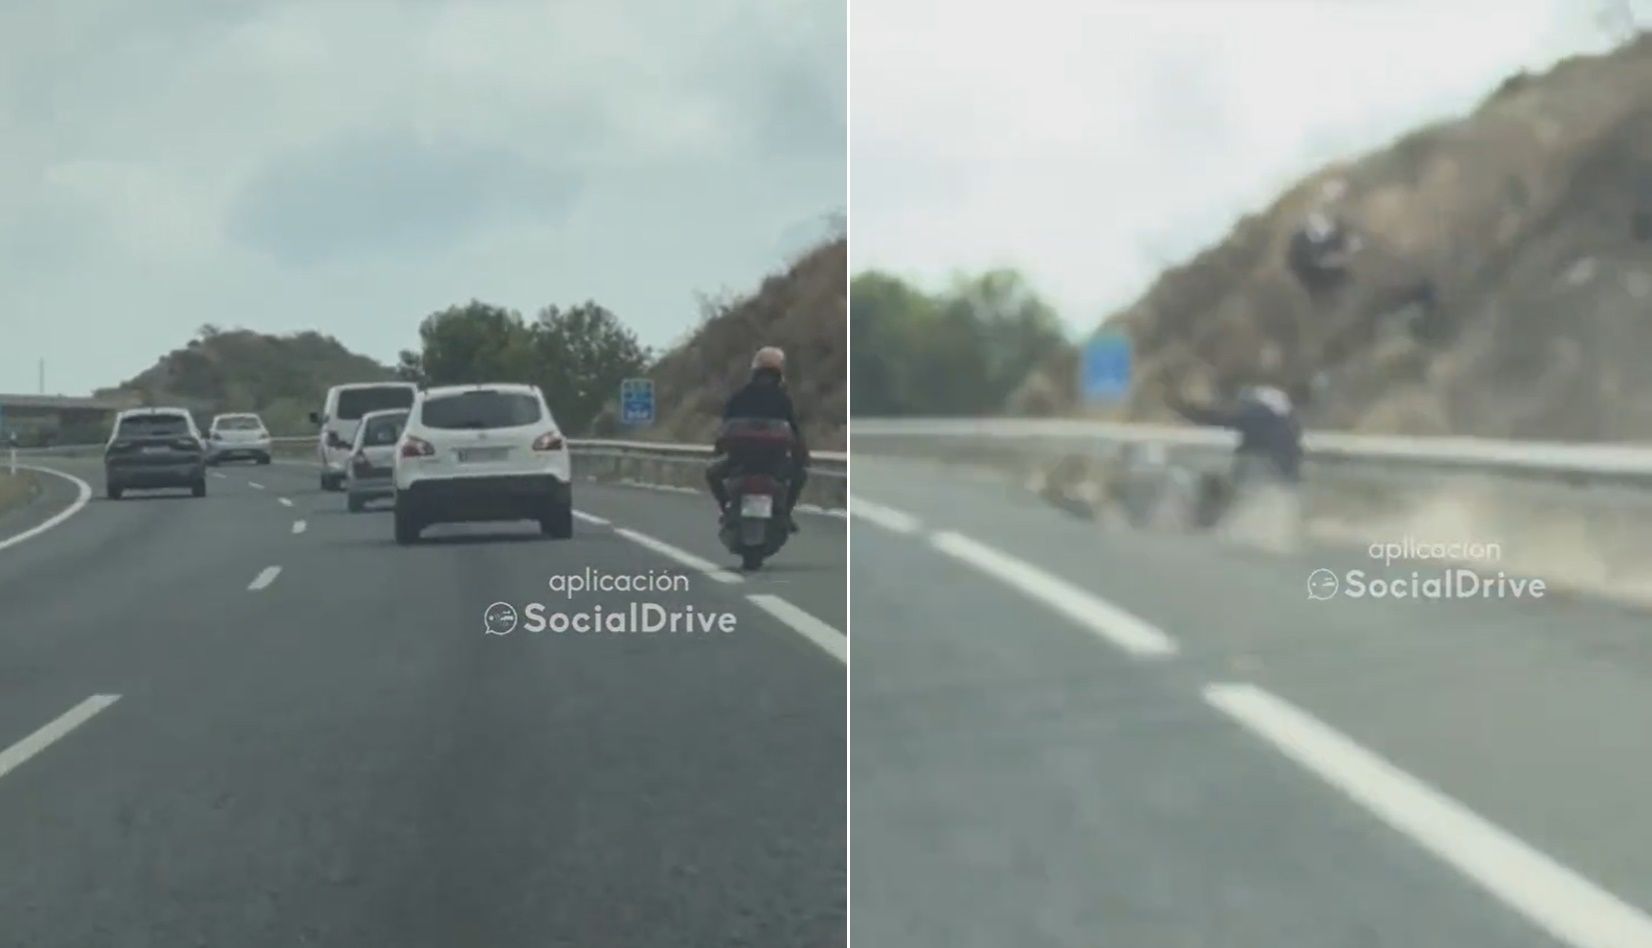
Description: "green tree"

(531, 302), (652, 433)
(394, 349), (425, 384)
(850, 268), (1071, 416)
(850, 271), (935, 414)
(415, 301), (536, 386)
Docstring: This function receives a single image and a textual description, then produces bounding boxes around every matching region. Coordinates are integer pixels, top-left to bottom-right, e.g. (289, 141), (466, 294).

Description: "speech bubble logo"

(483, 601), (519, 636)
(1306, 569), (1339, 601)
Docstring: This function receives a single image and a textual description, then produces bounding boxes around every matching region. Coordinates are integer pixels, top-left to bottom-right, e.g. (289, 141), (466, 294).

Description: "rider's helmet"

(1239, 384), (1293, 417)
(751, 346), (786, 379)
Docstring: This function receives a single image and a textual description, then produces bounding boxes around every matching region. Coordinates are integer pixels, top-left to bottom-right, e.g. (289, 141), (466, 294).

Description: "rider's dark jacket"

(1174, 397), (1302, 482)
(719, 370), (808, 464)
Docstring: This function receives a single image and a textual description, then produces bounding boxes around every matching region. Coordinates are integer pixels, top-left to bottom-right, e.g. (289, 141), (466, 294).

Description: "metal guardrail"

(850, 417), (1652, 488)
(570, 439), (845, 476)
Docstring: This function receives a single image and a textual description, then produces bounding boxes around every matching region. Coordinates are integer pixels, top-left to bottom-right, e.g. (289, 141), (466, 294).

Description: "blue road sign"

(1081, 331), (1133, 404)
(620, 378), (655, 426)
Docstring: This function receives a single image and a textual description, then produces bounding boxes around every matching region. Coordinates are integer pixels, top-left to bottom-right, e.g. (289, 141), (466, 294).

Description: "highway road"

(0, 457), (845, 947)
(851, 454), (1652, 948)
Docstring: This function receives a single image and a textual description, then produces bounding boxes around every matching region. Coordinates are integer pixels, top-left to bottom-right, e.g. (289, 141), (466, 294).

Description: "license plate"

(140, 446), (169, 455)
(741, 494), (774, 518)
(457, 447), (508, 463)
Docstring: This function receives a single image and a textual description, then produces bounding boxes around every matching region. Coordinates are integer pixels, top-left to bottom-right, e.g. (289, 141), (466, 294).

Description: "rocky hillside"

(594, 238), (846, 450)
(101, 328), (393, 434)
(1038, 35), (1652, 442)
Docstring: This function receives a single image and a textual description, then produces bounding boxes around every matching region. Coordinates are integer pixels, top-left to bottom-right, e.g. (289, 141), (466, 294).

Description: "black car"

(104, 409), (208, 500)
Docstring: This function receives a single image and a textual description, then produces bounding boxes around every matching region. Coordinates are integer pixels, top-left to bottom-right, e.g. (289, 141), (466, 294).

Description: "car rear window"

(118, 415), (190, 437)
(420, 391), (542, 429)
(336, 386), (415, 420)
(360, 413), (407, 446)
(217, 416), (263, 431)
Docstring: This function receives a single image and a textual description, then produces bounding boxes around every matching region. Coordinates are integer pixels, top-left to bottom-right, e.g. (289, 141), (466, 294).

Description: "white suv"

(391, 383), (573, 544)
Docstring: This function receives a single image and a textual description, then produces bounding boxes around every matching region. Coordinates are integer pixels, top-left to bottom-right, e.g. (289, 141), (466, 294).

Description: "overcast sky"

(853, 0), (1636, 338)
(0, 0), (844, 395)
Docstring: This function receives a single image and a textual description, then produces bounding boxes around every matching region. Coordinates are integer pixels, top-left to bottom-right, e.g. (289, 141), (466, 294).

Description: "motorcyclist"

(1166, 382), (1303, 487)
(706, 346), (810, 531)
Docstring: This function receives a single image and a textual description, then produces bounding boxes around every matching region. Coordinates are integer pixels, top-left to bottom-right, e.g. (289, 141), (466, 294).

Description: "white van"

(310, 382), (418, 491)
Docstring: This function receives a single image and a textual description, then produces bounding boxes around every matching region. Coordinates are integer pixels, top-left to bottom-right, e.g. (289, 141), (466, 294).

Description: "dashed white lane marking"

(572, 510), (610, 525)
(248, 482), (266, 491)
(618, 478), (699, 495)
(612, 527), (741, 584)
(0, 466), (91, 554)
(745, 594), (845, 663)
(928, 531), (1178, 658)
(849, 497), (921, 534)
(247, 565), (282, 591)
(794, 503), (848, 518)
(1205, 683), (1652, 948)
(209, 471), (227, 480)
(291, 520), (307, 535)
(0, 695), (120, 782)
(277, 497), (293, 507)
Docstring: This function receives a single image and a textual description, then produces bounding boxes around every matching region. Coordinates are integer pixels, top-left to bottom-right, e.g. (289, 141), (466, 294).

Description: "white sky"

(0, 0), (844, 395)
(851, 0), (1636, 337)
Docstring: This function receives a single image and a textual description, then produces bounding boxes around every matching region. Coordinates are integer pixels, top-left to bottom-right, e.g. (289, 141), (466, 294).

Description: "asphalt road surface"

(851, 454), (1652, 948)
(0, 457), (844, 947)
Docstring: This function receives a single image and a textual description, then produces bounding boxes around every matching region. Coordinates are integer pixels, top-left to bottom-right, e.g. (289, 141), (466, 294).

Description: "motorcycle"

(720, 470), (791, 571)
(715, 418), (796, 571)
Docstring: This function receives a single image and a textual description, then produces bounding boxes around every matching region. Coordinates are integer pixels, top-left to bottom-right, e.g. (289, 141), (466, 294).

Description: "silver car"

(206, 413), (272, 465)
(346, 408), (409, 512)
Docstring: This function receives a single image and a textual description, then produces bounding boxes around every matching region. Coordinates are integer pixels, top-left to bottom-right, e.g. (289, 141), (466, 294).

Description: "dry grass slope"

(1036, 36), (1652, 442)
(597, 238), (846, 450)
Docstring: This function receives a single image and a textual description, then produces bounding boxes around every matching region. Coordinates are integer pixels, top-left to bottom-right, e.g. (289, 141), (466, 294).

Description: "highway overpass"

(0, 392), (142, 444)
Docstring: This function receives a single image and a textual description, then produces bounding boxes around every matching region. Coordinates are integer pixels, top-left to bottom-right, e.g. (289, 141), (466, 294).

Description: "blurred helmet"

(752, 346), (786, 374)
(1241, 385), (1293, 416)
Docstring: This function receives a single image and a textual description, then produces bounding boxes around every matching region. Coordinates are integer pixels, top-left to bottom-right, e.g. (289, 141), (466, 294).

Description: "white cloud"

(0, 0), (843, 394)
(852, 0), (1621, 334)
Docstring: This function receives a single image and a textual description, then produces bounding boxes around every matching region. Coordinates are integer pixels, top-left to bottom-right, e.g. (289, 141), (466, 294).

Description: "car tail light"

(352, 451), (371, 472)
(400, 435), (435, 459)
(531, 432), (564, 451)
(175, 437), (201, 450)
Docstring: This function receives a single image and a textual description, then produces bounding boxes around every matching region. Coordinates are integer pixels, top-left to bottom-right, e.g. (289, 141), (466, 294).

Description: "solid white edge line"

(746, 594), (846, 663)
(247, 565), (282, 591)
(928, 530), (1177, 657)
(1205, 682), (1652, 948)
(0, 694), (121, 781)
(0, 465), (93, 554)
(849, 496), (921, 534)
(612, 527), (741, 584)
(277, 497), (293, 507)
(572, 510), (610, 525)
(291, 520), (307, 534)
